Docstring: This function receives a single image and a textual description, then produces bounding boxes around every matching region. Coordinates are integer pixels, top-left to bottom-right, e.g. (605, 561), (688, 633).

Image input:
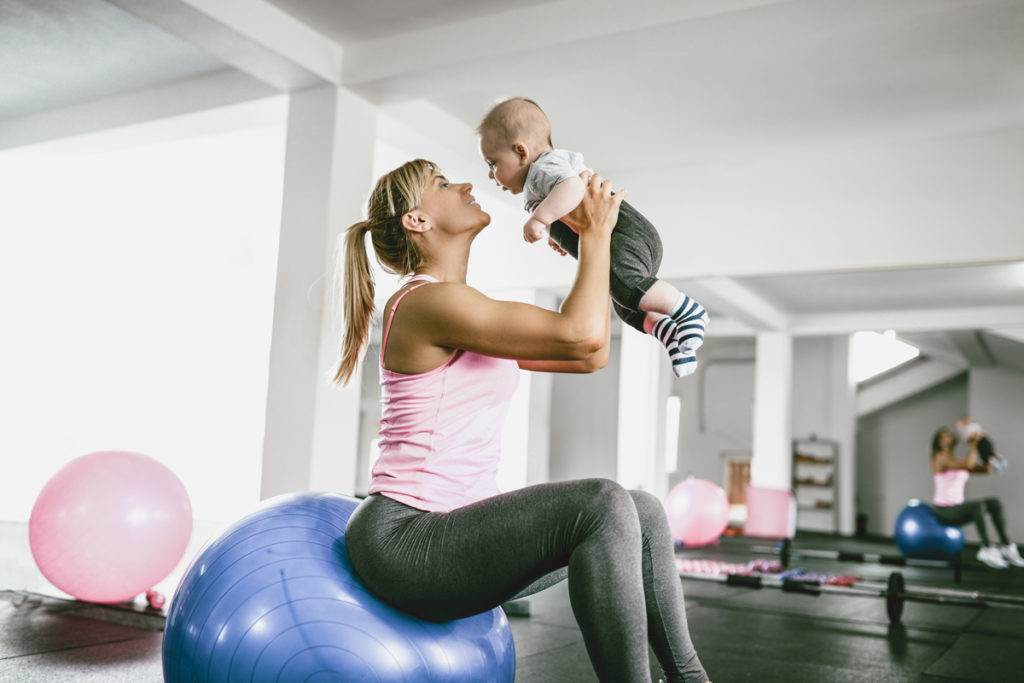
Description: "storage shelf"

(793, 436), (838, 532)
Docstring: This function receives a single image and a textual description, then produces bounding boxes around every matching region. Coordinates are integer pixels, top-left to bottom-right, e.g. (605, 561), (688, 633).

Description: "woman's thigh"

(346, 479), (637, 621)
(930, 501), (984, 526)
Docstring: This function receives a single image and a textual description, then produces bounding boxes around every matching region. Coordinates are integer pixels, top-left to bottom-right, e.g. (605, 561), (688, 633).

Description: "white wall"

(673, 337), (756, 489)
(548, 337), (622, 483)
(0, 98), (287, 523)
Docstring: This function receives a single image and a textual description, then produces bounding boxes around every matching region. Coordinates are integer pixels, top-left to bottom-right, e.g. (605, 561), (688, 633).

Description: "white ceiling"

(264, 0), (558, 45)
(735, 263), (1024, 314)
(2, 0), (1023, 371)
(0, 0), (223, 120)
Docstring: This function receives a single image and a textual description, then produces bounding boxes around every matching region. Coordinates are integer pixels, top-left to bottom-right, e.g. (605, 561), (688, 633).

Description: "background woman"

(335, 158), (710, 683)
(930, 427), (1023, 568)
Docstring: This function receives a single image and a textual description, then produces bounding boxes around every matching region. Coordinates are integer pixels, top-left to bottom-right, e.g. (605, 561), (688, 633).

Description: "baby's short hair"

(477, 97), (553, 148)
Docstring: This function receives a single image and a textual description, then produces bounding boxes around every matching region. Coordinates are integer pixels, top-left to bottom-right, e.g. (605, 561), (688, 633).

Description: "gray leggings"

(930, 497), (1010, 546)
(549, 200), (663, 334)
(346, 479), (708, 683)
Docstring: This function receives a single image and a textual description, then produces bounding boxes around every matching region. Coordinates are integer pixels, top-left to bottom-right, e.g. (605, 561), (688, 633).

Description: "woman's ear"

(401, 210), (432, 233)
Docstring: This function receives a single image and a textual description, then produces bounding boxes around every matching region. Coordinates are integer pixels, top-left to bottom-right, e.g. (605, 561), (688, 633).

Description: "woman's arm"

(517, 309), (611, 373)
(965, 437), (992, 474)
(933, 442), (991, 474)
(524, 177), (587, 243)
(400, 174), (622, 369)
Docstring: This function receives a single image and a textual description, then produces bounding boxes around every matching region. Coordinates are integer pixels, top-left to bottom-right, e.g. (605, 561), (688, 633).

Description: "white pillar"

(751, 332), (793, 490)
(617, 322), (666, 495)
(261, 86), (377, 499)
(497, 288), (538, 493)
(524, 290), (559, 486)
(830, 334), (857, 535)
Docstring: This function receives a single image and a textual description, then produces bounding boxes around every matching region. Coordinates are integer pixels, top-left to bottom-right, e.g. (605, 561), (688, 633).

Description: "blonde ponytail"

(332, 158), (438, 386)
(333, 221), (374, 386)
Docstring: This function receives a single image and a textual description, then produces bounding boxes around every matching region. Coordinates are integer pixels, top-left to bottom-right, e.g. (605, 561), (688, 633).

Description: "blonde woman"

(338, 158), (710, 683)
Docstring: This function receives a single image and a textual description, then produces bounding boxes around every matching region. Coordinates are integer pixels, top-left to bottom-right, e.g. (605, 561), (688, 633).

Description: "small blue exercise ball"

(894, 499), (965, 561)
(162, 492), (515, 682)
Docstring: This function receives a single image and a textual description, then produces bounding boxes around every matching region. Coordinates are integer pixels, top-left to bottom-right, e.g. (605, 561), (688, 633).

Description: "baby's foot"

(670, 295), (709, 352)
(652, 316), (699, 378)
(672, 349), (698, 377)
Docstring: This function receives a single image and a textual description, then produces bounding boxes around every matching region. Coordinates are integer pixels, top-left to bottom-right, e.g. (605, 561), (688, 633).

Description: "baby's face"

(479, 134), (528, 194)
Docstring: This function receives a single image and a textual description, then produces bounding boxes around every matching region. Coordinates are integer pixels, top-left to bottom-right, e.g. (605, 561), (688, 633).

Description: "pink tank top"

(367, 275), (520, 512)
(933, 469), (969, 506)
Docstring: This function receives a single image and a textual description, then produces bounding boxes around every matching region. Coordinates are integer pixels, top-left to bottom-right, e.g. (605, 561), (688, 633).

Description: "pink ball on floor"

(29, 450), (192, 604)
(666, 478), (729, 547)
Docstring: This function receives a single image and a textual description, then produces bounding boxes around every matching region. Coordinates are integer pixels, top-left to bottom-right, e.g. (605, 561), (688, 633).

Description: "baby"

(477, 97), (708, 377)
(957, 416), (1008, 474)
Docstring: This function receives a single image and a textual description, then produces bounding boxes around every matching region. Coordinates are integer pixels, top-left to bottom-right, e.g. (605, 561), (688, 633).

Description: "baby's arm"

(524, 176), (587, 243)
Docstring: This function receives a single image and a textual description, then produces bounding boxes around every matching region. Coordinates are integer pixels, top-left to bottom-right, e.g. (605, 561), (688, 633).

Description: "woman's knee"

(575, 478), (640, 535)
(629, 489), (670, 535)
(984, 497), (1004, 513)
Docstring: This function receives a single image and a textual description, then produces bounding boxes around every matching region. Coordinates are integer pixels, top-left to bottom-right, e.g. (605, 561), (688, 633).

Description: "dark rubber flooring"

(2, 528), (1022, 682)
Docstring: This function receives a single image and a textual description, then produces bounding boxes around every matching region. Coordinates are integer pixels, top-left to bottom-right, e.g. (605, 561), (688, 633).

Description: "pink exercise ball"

(666, 478), (729, 547)
(29, 450), (192, 604)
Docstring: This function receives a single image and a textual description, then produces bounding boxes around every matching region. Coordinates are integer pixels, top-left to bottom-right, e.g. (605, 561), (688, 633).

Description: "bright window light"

(0, 98), (287, 524)
(850, 330), (920, 383)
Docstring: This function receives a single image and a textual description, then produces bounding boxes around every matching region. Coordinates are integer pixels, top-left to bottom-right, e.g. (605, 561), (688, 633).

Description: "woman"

(930, 427), (1023, 568)
(336, 158), (710, 683)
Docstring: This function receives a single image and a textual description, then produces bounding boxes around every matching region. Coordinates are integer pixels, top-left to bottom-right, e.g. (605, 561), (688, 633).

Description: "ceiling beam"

(896, 331), (969, 368)
(857, 359), (967, 417)
(788, 305), (1024, 336)
(686, 276), (789, 331)
(986, 326), (1024, 345)
(948, 330), (996, 366)
(341, 0), (794, 93)
(0, 70), (277, 151)
(106, 0), (342, 90)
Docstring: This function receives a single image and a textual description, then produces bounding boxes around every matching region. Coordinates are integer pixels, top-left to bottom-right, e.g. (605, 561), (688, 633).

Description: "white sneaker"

(991, 454), (1008, 475)
(1001, 543), (1024, 567)
(978, 545), (1009, 569)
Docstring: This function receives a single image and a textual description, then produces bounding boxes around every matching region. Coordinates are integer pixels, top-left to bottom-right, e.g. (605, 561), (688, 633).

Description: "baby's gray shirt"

(523, 149), (590, 213)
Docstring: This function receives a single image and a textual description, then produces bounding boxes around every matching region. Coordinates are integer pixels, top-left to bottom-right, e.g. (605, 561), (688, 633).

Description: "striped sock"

(652, 316), (698, 378)
(669, 294), (709, 352)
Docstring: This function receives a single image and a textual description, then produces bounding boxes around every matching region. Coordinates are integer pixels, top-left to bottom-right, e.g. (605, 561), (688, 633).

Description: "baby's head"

(957, 415), (980, 437)
(477, 97), (553, 194)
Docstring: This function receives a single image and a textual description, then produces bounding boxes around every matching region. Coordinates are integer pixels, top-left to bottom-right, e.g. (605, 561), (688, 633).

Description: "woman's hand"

(559, 171), (626, 237)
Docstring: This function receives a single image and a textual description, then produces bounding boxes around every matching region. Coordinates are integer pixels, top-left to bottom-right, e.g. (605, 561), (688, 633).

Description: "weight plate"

(886, 571), (905, 622)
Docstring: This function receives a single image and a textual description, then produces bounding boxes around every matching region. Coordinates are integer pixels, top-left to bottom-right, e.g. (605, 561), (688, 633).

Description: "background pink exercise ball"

(665, 478), (730, 547)
(29, 450), (193, 604)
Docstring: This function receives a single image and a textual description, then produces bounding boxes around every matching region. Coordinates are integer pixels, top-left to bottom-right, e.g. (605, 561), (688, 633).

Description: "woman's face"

(417, 173), (490, 235)
(939, 429), (957, 450)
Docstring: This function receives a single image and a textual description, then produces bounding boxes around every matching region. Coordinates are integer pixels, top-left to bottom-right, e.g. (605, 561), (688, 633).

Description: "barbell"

(752, 539), (963, 582)
(754, 539), (955, 568)
(678, 570), (1024, 623)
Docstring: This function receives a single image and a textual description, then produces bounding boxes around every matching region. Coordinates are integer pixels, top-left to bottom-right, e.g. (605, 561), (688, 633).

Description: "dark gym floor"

(2, 524), (1022, 682)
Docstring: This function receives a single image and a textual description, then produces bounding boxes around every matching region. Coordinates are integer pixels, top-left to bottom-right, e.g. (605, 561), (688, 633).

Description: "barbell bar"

(752, 540), (955, 569)
(678, 570), (1024, 623)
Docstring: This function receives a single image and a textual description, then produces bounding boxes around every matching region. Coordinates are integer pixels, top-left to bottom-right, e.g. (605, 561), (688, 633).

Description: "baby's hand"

(523, 218), (547, 244)
(548, 238), (567, 256)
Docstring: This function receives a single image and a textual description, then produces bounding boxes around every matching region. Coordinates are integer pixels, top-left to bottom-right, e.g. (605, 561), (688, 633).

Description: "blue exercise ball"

(162, 492), (515, 682)
(894, 499), (965, 561)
